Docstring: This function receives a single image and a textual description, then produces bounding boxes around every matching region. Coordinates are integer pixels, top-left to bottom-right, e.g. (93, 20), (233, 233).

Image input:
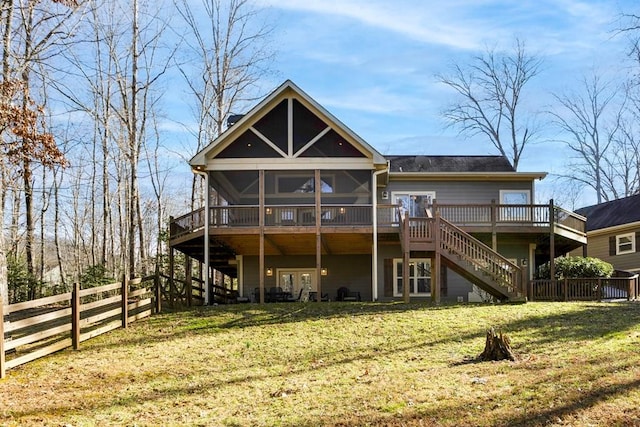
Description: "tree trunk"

(479, 328), (516, 361)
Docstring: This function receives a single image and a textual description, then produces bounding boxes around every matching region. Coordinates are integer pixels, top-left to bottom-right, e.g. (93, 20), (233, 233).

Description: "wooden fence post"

(72, 282), (80, 350)
(597, 278), (603, 302)
(154, 273), (162, 314)
(563, 278), (568, 302)
(1, 298), (5, 379)
(122, 276), (129, 329)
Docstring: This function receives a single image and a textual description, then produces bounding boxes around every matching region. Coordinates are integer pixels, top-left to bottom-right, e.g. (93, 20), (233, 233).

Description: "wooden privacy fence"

(1, 275), (161, 379)
(529, 276), (639, 302)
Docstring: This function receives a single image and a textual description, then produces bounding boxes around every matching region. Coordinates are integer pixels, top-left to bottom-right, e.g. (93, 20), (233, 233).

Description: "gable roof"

(190, 80), (388, 169)
(386, 155), (515, 173)
(576, 194), (640, 232)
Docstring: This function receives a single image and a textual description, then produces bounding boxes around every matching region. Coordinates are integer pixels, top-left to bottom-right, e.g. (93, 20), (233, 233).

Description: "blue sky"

(241, 0), (633, 207)
(167, 0), (637, 208)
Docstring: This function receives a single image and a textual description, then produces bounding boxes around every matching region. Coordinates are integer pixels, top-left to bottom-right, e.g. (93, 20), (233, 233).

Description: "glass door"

(393, 258), (431, 297)
(278, 269), (316, 301)
(392, 192), (435, 219)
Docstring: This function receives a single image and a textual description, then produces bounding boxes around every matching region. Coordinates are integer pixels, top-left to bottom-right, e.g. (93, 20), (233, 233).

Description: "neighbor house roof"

(576, 194), (640, 232)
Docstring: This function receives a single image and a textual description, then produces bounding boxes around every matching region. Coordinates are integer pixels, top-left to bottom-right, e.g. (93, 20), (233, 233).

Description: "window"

(616, 233), (635, 255)
(276, 175), (334, 194)
(499, 190), (531, 221)
(393, 258), (431, 297)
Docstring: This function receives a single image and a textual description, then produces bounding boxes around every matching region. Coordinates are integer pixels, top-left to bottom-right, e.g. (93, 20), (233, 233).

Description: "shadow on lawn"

(82, 301), (639, 357)
(5, 302), (640, 425)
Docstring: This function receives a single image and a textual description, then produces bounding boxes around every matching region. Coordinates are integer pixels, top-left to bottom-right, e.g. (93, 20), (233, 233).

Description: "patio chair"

(336, 286), (361, 302)
(308, 291), (329, 302)
(268, 286), (286, 302)
(285, 288), (304, 302)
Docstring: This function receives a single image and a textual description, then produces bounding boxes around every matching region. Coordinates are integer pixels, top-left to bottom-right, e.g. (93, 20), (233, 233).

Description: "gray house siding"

(380, 180), (533, 204)
(242, 254), (372, 301)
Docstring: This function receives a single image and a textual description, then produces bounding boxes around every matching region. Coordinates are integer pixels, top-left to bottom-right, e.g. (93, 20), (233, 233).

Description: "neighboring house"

(572, 194), (640, 273)
(169, 80), (586, 304)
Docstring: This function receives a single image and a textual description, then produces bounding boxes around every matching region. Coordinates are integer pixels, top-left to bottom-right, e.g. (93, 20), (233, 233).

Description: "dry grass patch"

(1, 302), (640, 426)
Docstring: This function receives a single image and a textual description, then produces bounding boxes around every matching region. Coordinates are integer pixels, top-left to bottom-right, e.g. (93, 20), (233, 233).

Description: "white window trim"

(392, 258), (431, 297)
(499, 189), (531, 204)
(616, 232), (635, 255)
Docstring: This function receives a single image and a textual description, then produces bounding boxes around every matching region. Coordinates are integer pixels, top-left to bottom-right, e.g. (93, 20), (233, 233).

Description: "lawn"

(1, 301), (639, 426)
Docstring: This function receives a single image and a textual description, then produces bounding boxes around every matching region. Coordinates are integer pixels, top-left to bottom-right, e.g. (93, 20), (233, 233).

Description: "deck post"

(259, 170), (265, 304)
(549, 199), (556, 282)
(402, 211), (410, 303)
(1, 295), (6, 379)
(433, 212), (441, 303)
(185, 257), (192, 307)
(122, 275), (129, 329)
(491, 199), (497, 251)
(154, 271), (161, 313)
(315, 170), (322, 300)
(72, 282), (80, 349)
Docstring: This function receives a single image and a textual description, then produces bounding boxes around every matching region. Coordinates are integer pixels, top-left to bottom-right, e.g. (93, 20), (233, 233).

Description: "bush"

(536, 256), (613, 279)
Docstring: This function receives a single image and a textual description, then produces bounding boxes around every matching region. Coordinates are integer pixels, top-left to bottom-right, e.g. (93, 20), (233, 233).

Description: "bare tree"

(438, 39), (542, 170)
(548, 73), (623, 204)
(174, 0), (274, 209)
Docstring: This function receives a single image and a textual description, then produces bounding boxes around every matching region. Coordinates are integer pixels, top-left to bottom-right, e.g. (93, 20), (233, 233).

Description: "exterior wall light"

(321, 268), (328, 276)
(266, 267), (273, 276)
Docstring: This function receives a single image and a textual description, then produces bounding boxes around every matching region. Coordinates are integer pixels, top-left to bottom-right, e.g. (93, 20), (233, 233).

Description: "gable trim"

(589, 221), (640, 237)
(190, 80), (387, 168)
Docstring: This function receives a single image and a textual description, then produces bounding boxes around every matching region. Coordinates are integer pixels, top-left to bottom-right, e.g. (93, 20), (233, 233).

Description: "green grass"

(2, 301), (640, 426)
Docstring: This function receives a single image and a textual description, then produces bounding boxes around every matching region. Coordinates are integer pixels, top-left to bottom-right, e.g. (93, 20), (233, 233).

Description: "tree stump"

(479, 327), (516, 361)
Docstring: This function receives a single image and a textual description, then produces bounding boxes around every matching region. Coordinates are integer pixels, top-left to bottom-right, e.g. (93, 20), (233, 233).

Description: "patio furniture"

(336, 286), (361, 301)
(308, 291), (329, 302)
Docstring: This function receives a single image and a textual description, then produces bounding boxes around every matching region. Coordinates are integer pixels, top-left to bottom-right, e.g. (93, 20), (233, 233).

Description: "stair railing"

(436, 213), (522, 296)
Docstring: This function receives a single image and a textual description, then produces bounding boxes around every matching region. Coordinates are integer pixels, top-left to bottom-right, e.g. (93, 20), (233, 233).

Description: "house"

(571, 194), (640, 274)
(169, 80), (587, 304)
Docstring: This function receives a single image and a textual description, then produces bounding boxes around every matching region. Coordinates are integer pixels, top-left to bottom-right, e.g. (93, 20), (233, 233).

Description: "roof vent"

(227, 114), (244, 127)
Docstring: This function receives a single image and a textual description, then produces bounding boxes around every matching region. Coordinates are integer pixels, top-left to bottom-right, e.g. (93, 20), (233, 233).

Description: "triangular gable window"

(217, 130), (281, 158)
(213, 94), (367, 160)
(293, 99), (327, 153)
(253, 99), (288, 154)
(298, 129), (365, 158)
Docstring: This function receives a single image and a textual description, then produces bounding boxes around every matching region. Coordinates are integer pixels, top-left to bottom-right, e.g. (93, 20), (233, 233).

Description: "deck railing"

(169, 202), (586, 239)
(435, 203), (585, 233)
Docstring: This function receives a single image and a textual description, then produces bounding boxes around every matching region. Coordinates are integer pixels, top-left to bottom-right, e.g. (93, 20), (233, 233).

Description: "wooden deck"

(170, 202), (586, 244)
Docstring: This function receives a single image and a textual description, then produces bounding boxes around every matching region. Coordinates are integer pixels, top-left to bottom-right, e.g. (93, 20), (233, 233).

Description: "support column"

(315, 170), (322, 298)
(491, 199), (497, 251)
(185, 257), (192, 307)
(402, 213), (410, 303)
(259, 170), (265, 304)
(202, 171), (210, 305)
(549, 199), (555, 281)
(433, 212), (441, 303)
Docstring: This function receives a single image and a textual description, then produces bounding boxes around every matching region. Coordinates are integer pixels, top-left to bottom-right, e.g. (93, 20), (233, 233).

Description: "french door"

(278, 269), (316, 300)
(393, 258), (431, 297)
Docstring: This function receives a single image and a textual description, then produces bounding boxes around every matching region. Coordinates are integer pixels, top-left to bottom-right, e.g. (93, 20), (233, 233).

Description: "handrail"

(437, 215), (522, 296)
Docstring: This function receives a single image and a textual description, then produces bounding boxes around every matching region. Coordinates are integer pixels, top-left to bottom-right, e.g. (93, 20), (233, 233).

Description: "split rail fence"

(1, 275), (160, 379)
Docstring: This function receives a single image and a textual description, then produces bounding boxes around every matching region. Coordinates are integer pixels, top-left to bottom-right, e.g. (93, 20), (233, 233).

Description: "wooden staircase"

(400, 212), (525, 302)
